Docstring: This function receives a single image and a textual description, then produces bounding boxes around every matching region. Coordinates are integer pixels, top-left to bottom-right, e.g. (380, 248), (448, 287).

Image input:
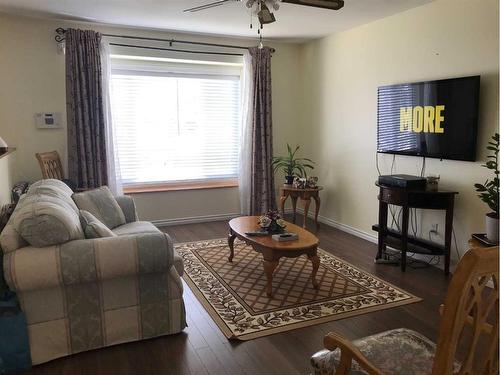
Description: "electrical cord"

(412, 208), (419, 238)
(420, 156), (426, 177)
(376, 152), (381, 176)
(426, 220), (461, 268)
(375, 153), (396, 177)
(410, 208), (416, 237)
(381, 249), (441, 269)
(452, 228), (461, 260)
(389, 205), (402, 232)
(408, 254), (440, 269)
(394, 207), (402, 231)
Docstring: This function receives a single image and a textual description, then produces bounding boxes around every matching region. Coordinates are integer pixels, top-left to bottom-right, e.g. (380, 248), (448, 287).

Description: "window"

(110, 54), (242, 191)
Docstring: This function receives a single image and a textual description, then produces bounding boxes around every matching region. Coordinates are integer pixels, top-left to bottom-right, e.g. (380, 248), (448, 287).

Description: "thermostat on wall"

(35, 113), (62, 129)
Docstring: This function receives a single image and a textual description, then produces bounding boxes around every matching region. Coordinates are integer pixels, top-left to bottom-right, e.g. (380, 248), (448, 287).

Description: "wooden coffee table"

(227, 216), (320, 297)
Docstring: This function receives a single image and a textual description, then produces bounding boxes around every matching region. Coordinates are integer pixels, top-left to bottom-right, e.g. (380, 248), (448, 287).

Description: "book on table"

(272, 233), (299, 242)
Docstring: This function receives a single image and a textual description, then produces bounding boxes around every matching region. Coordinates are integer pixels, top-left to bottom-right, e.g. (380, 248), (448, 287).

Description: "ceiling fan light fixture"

(258, 3), (276, 24)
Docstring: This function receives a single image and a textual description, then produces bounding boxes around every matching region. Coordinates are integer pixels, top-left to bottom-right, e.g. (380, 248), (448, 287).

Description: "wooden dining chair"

(35, 151), (64, 180)
(311, 246), (499, 375)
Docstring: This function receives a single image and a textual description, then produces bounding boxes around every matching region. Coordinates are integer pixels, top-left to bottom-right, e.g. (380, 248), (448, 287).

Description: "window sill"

(124, 179), (239, 194)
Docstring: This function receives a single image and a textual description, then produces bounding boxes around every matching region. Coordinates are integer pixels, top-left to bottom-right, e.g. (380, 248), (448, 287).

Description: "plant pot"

(284, 175), (294, 185)
(485, 213), (499, 243)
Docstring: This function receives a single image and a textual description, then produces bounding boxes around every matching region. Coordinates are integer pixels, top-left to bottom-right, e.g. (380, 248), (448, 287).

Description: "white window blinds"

(110, 55), (242, 187)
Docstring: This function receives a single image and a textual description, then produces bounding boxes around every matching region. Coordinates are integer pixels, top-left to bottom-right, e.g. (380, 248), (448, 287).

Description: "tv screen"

(377, 76), (480, 161)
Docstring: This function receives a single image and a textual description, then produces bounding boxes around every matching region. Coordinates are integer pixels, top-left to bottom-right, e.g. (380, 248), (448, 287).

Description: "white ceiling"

(0, 0), (434, 41)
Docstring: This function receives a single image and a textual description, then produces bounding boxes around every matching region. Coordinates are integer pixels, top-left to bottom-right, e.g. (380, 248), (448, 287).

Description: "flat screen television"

(377, 75), (480, 161)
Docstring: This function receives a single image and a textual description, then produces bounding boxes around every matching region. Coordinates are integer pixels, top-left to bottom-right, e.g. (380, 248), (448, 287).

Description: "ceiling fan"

(183, 0), (345, 23)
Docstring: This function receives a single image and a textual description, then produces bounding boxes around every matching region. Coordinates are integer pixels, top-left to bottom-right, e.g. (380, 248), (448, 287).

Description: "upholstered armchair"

(0, 179), (186, 365)
(311, 246), (499, 375)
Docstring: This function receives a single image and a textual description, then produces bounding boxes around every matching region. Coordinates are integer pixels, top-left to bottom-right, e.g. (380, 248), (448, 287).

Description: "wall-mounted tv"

(377, 75), (480, 161)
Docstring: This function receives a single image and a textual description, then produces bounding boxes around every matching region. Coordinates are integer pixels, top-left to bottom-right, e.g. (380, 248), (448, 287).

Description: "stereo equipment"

(378, 174), (427, 190)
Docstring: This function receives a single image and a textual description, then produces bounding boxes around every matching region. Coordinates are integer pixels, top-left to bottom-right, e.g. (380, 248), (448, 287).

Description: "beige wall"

(0, 15), (67, 185)
(299, 0), (499, 263)
(0, 13), (303, 221)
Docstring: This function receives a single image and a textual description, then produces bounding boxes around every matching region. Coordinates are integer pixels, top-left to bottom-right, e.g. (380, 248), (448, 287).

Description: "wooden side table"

(279, 186), (323, 229)
(374, 183), (458, 275)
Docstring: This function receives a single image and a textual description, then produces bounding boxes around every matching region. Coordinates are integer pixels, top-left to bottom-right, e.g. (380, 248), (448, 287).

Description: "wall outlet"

(430, 223), (439, 234)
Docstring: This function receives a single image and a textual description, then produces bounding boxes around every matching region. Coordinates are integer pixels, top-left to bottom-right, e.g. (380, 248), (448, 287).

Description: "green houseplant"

(474, 132), (499, 242)
(272, 144), (314, 185)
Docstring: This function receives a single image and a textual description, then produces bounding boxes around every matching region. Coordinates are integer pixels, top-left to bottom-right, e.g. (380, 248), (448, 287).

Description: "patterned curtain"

(66, 29), (108, 189)
(249, 47), (276, 215)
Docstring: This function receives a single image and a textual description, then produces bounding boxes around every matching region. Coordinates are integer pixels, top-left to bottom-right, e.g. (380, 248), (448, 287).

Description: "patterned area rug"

(176, 239), (420, 340)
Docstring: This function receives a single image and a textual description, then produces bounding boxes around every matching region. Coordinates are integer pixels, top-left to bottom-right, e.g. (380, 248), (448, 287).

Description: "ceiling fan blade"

(281, 0), (344, 10)
(183, 0), (234, 13)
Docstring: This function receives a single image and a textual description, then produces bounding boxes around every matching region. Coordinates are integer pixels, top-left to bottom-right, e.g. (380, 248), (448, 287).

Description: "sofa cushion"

(1, 180), (79, 252)
(12, 193), (84, 248)
(28, 179), (74, 200)
(72, 186), (126, 229)
(114, 196), (138, 223)
(79, 210), (117, 239)
(28, 179), (79, 214)
(112, 221), (160, 236)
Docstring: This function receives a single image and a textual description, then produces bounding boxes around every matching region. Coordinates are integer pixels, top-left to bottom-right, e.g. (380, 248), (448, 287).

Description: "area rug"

(176, 238), (420, 340)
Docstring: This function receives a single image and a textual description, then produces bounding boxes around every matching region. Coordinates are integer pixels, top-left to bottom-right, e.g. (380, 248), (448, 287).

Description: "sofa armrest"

(3, 232), (175, 293)
(115, 195), (138, 223)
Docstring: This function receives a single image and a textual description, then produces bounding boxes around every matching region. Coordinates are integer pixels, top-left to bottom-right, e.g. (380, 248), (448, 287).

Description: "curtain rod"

(109, 43), (243, 57)
(55, 28), (276, 53)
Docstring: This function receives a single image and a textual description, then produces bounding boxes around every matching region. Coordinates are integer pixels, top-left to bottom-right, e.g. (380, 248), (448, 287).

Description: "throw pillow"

(12, 193), (84, 247)
(79, 210), (116, 239)
(72, 186), (126, 229)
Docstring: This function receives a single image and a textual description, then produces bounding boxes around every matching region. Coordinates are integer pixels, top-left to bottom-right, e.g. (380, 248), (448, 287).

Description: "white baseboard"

(152, 208), (455, 273)
(152, 212), (240, 227)
(152, 208), (452, 270)
(151, 208), (377, 243)
(284, 208), (378, 244)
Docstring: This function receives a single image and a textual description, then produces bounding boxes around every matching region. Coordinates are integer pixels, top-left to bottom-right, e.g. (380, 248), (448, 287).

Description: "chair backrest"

(432, 246), (499, 375)
(35, 151), (64, 180)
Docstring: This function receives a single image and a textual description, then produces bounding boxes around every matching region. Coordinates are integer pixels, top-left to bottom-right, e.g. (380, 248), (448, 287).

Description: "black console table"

(374, 183), (458, 275)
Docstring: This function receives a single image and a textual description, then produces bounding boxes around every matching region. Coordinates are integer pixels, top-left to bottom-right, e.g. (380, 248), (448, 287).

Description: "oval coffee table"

(227, 216), (320, 297)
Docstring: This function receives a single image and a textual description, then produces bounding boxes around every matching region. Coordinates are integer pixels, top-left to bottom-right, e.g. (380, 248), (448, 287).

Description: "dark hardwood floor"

(25, 216), (452, 375)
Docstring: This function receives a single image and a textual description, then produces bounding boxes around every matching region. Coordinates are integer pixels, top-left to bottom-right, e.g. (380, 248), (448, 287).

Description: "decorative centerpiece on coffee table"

(258, 210), (286, 234)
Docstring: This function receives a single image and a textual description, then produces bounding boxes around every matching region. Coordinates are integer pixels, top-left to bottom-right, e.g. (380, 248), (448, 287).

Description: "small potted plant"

(474, 132), (499, 242)
(272, 144), (315, 185)
(258, 210), (286, 234)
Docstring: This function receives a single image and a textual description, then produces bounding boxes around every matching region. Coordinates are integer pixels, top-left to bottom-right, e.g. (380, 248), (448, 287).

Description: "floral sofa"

(0, 179), (186, 365)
